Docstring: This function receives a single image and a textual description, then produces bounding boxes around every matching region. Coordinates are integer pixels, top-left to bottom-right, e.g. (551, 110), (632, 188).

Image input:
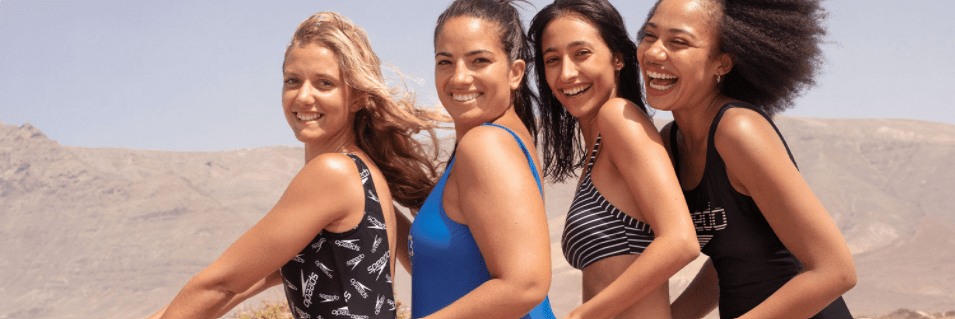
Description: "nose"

(449, 61), (472, 87)
(295, 81), (317, 107)
(644, 39), (667, 62)
(559, 57), (578, 82)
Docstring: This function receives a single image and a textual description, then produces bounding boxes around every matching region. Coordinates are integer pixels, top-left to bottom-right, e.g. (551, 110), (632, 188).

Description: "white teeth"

(297, 113), (321, 121)
(648, 81), (675, 91)
(452, 93), (481, 102)
(646, 70), (677, 80)
(562, 84), (591, 96)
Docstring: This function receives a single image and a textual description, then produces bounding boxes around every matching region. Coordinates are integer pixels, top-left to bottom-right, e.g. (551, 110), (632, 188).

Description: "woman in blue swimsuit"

(638, 0), (856, 318)
(148, 12), (444, 319)
(528, 1), (699, 318)
(401, 0), (555, 318)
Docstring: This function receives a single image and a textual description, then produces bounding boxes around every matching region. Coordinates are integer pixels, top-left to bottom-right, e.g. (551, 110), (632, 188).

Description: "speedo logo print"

(691, 202), (727, 247)
(284, 277), (298, 291)
(375, 294), (385, 315)
(345, 254), (365, 270)
(367, 216), (386, 230)
(367, 251), (389, 280)
(316, 261), (334, 278)
(293, 305), (310, 318)
(311, 237), (326, 252)
(350, 278), (371, 298)
(292, 254), (305, 263)
(387, 299), (396, 311)
(332, 306), (350, 316)
(335, 239), (361, 251)
(319, 293), (339, 303)
(385, 274), (392, 284)
(301, 270), (318, 307)
(371, 235), (382, 253)
(360, 168), (370, 184)
(367, 189), (379, 203)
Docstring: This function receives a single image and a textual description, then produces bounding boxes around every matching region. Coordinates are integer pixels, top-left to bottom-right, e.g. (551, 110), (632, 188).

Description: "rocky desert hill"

(1, 116), (953, 319)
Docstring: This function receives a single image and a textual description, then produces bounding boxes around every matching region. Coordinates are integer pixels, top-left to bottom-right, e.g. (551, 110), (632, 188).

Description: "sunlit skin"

(541, 15), (698, 319)
(411, 15), (552, 319)
(642, 0), (857, 318)
(148, 43), (398, 319)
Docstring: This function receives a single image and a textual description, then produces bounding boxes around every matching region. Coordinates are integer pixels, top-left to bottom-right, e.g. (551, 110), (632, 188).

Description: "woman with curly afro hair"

(637, 0), (856, 318)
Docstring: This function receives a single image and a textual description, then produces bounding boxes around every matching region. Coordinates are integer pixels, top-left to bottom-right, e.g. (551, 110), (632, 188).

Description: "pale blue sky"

(2, 0), (953, 151)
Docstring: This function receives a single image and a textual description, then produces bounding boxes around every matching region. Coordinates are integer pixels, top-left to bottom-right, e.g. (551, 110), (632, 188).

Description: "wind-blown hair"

(285, 12), (448, 210)
(434, 0), (540, 142)
(529, 0), (647, 182)
(639, 0), (828, 115)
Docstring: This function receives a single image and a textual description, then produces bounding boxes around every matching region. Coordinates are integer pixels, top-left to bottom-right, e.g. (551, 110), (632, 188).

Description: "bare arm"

(395, 207), (413, 275)
(716, 109), (856, 319)
(423, 126), (551, 319)
(156, 154), (362, 319)
(670, 258), (720, 319)
(565, 98), (700, 319)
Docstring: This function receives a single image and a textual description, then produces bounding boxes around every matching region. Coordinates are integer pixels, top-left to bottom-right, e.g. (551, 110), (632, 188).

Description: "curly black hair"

(528, 0), (647, 183)
(435, 0), (540, 142)
(638, 0), (828, 115)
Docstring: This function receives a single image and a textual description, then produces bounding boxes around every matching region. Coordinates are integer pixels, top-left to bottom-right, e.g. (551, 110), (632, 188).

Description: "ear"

(508, 59), (526, 91)
(612, 52), (625, 71)
(348, 88), (365, 113)
(716, 52), (733, 76)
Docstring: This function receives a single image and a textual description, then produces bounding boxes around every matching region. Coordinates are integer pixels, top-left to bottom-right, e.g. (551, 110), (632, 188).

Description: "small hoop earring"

(717, 74), (723, 84)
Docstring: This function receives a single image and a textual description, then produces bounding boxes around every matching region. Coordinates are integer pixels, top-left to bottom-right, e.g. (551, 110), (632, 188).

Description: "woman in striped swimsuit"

(528, 1), (699, 318)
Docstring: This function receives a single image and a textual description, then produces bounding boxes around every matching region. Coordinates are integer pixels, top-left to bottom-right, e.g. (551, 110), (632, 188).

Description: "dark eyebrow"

(543, 40), (591, 54)
(435, 49), (494, 58)
(646, 22), (697, 39)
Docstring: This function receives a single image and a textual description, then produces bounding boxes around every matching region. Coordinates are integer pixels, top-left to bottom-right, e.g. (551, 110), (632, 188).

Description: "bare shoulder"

(455, 125), (526, 168)
(291, 153), (364, 209)
(300, 153), (361, 182)
(597, 97), (660, 144)
(713, 106), (782, 155)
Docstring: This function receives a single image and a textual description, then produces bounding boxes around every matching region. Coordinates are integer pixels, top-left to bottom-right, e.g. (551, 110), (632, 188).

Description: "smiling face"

(637, 0), (730, 112)
(282, 43), (359, 146)
(434, 16), (524, 131)
(541, 15), (622, 119)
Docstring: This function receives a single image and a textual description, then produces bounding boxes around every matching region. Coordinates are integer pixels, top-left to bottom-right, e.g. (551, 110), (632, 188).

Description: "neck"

(303, 130), (360, 163)
(671, 92), (732, 149)
(454, 104), (516, 140)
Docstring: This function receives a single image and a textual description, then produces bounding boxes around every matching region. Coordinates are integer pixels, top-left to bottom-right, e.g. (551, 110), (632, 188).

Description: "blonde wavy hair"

(285, 12), (448, 211)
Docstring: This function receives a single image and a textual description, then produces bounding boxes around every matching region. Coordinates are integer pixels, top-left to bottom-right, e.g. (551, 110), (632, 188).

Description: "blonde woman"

(147, 12), (444, 319)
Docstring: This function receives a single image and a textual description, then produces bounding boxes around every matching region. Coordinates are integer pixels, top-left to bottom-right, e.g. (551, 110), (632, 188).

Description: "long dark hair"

(529, 0), (647, 182)
(435, 0), (540, 142)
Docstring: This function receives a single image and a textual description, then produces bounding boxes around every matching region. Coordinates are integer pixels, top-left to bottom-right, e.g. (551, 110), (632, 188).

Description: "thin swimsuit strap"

(480, 123), (543, 198)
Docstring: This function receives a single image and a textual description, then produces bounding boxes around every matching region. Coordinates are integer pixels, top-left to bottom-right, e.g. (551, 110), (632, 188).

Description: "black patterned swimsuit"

(279, 154), (395, 319)
(670, 102), (851, 318)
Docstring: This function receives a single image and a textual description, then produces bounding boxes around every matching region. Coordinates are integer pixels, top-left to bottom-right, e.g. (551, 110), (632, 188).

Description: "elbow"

(669, 231), (701, 265)
(836, 265), (857, 293)
(508, 273), (550, 311)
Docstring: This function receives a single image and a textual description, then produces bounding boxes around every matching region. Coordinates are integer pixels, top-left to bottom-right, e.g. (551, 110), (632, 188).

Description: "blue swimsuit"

(408, 123), (555, 319)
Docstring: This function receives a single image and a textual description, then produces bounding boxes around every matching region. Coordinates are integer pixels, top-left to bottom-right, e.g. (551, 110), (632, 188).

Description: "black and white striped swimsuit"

(561, 136), (655, 270)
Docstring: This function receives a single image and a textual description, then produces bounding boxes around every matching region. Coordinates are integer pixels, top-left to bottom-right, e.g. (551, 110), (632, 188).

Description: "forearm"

(159, 275), (237, 319)
(214, 271), (283, 318)
(572, 235), (699, 318)
(739, 266), (855, 319)
(424, 277), (548, 319)
(670, 258), (719, 319)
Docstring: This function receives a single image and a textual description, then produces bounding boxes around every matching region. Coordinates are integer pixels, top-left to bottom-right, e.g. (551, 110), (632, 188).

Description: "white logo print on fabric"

(350, 278), (371, 298)
(332, 306), (351, 316)
(367, 189), (379, 203)
(315, 261), (334, 278)
(692, 202), (728, 247)
(319, 293), (340, 303)
(367, 251), (389, 280)
(375, 294), (386, 315)
(292, 254), (305, 263)
(371, 235), (382, 253)
(360, 169), (371, 184)
(311, 237), (326, 252)
(346, 254), (365, 270)
(367, 216), (386, 230)
(335, 239), (361, 251)
(300, 270), (318, 307)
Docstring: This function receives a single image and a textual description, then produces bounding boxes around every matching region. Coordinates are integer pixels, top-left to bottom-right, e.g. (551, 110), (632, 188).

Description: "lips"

(296, 112), (323, 121)
(452, 92), (482, 102)
(561, 84), (591, 97)
(646, 70), (678, 91)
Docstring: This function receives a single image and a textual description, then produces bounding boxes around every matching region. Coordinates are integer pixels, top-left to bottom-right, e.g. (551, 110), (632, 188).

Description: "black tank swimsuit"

(669, 102), (851, 318)
(279, 154), (395, 319)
